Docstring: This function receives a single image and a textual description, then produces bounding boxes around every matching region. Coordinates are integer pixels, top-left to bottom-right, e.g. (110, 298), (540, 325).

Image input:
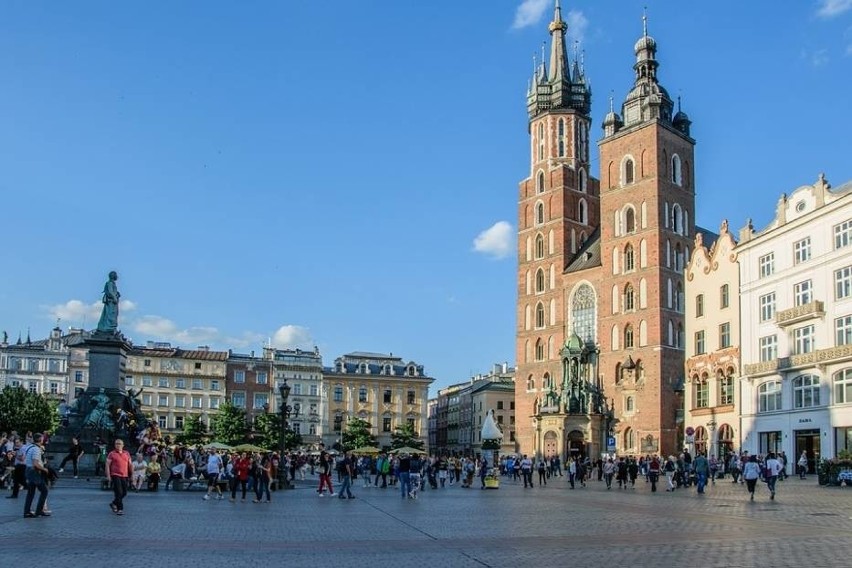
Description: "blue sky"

(1, 1), (850, 391)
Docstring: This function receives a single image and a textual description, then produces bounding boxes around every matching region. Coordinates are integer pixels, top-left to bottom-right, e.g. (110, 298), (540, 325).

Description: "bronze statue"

(96, 271), (120, 334)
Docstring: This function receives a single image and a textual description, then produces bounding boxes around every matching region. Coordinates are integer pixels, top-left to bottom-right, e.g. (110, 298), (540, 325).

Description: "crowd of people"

(2, 427), (812, 519)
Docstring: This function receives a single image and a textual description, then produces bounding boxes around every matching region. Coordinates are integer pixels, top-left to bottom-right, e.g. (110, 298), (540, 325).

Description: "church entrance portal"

(544, 431), (558, 457)
(567, 430), (585, 459)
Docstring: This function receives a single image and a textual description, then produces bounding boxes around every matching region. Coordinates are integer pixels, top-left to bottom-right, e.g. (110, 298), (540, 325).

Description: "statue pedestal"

(85, 333), (131, 395)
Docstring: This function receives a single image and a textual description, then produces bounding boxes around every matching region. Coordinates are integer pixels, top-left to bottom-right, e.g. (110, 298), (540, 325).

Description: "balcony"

(776, 300), (824, 327)
(744, 344), (852, 377)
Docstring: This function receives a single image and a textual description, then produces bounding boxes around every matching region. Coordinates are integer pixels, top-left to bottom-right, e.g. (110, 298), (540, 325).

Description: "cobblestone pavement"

(2, 474), (852, 567)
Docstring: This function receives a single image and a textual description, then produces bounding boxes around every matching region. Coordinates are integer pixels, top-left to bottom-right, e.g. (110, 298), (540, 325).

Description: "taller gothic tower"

(515, 1), (601, 456)
(596, 15), (695, 455)
(515, 7), (696, 459)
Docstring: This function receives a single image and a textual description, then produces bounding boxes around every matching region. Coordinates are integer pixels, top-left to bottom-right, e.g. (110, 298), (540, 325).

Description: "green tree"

(210, 402), (247, 446)
(0, 386), (59, 435)
(342, 417), (376, 451)
(252, 412), (280, 450)
(390, 422), (424, 450)
(254, 412), (303, 450)
(176, 415), (208, 446)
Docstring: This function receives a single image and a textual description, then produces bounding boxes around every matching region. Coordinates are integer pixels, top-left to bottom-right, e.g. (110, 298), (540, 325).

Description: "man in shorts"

(203, 449), (223, 500)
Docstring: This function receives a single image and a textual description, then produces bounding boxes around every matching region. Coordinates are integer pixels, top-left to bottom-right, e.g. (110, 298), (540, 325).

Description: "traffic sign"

(606, 436), (616, 452)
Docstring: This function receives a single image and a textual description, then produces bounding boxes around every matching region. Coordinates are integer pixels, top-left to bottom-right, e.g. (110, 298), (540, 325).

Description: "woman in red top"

(105, 439), (133, 515)
(230, 452), (251, 502)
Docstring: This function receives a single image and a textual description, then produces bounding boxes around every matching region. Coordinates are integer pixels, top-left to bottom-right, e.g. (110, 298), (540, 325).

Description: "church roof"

(564, 227), (602, 273)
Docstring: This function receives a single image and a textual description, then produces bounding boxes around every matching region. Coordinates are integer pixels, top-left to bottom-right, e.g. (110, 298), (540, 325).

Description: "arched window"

(527, 375), (535, 391)
(578, 199), (588, 224)
(639, 320), (647, 346)
(675, 243), (683, 271)
(639, 239), (647, 268)
(538, 123), (544, 161)
(625, 207), (636, 233)
(558, 118), (565, 157)
(524, 304), (531, 330)
(624, 284), (635, 312)
(535, 234), (545, 259)
(614, 210), (621, 237)
(612, 247), (620, 275)
(835, 369), (852, 403)
(543, 372), (551, 390)
(639, 278), (647, 308)
(536, 202), (545, 225)
(615, 362), (622, 384)
(793, 375), (820, 408)
(578, 168), (587, 193)
(672, 154), (682, 186)
(624, 324), (634, 348)
(611, 285), (619, 315)
(671, 203), (683, 235)
(624, 244), (635, 272)
(623, 157), (635, 185)
(535, 303), (545, 328)
(535, 339), (545, 361)
(358, 386), (368, 403)
(537, 171), (545, 193)
(676, 282), (684, 312)
(677, 323), (684, 348)
(667, 320), (674, 346)
(694, 426), (707, 454)
(758, 381), (783, 412)
(535, 268), (545, 293)
(572, 283), (597, 344)
(695, 374), (709, 408)
(624, 427), (635, 450)
(611, 325), (620, 351)
(641, 201), (647, 228)
(548, 230), (554, 254)
(625, 397), (635, 413)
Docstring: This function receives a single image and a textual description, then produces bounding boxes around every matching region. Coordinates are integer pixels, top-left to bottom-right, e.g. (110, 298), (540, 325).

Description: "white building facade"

(739, 175), (852, 472)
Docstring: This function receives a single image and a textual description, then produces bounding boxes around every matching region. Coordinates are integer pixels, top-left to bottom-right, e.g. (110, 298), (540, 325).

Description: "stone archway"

(567, 429), (585, 459)
(543, 431), (558, 457)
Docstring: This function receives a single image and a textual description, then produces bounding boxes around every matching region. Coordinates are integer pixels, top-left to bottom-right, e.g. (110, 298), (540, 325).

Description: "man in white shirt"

(203, 450), (223, 500)
(765, 452), (783, 500)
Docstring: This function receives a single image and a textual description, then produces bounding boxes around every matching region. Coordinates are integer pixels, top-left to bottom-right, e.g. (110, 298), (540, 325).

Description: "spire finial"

(541, 42), (546, 67)
(609, 91), (614, 113)
(573, 39), (579, 62)
(643, 6), (648, 37)
(677, 94), (682, 112)
(533, 52), (537, 73)
(580, 49), (585, 74)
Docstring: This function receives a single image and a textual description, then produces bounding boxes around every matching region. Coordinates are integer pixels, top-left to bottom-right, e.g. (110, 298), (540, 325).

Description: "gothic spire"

(548, 1), (568, 83)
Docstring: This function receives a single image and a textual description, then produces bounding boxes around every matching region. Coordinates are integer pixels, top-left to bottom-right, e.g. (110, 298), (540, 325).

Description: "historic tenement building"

(321, 352), (433, 450)
(739, 175), (852, 472)
(684, 221), (739, 459)
(127, 342), (228, 435)
(516, 5), (706, 460)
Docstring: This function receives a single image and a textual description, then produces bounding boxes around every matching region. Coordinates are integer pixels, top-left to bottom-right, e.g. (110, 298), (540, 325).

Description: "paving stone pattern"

(2, 475), (852, 567)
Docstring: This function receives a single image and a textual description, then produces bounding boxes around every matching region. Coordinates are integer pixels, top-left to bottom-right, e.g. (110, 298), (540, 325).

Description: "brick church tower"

(515, 6), (695, 459)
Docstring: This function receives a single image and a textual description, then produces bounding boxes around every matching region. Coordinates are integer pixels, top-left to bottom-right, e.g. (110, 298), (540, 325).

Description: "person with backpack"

(537, 459), (547, 486)
(664, 455), (677, 491)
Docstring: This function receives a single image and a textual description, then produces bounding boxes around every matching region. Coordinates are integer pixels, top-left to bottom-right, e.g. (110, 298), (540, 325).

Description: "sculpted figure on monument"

(96, 271), (121, 334)
(84, 388), (115, 431)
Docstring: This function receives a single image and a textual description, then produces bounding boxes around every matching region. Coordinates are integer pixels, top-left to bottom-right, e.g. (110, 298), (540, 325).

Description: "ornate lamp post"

(278, 380), (293, 490)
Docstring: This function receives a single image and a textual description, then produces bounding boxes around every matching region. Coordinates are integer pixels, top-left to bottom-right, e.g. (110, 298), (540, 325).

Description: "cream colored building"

(684, 220), (740, 459)
(738, 175), (852, 470)
(322, 352), (434, 450)
(127, 342), (228, 436)
(469, 366), (516, 456)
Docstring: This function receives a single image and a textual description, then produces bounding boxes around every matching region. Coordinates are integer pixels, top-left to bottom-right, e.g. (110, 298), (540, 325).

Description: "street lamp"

(278, 380), (293, 490)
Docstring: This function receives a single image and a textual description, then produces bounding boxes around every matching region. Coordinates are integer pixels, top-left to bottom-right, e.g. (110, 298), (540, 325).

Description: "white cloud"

(816, 0), (852, 18)
(512, 0), (549, 30)
(801, 47), (830, 66)
(44, 299), (136, 325)
(567, 10), (589, 44)
(271, 325), (314, 350)
(473, 221), (514, 259)
(131, 315), (219, 346)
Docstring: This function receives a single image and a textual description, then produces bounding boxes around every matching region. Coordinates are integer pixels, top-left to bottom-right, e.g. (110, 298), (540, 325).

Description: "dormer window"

(407, 365), (416, 377)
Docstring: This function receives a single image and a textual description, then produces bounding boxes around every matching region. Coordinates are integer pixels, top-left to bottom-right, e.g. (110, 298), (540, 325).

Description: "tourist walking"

(253, 454), (271, 503)
(23, 433), (50, 518)
(7, 438), (26, 499)
(105, 439), (132, 515)
(204, 449), (223, 500)
(797, 451), (808, 480)
(664, 456), (677, 491)
(693, 452), (709, 494)
(337, 451), (354, 499)
(765, 452), (782, 500)
(317, 452), (334, 496)
(742, 454), (761, 500)
(520, 454), (533, 488)
(398, 453), (411, 498)
(231, 452), (251, 501)
(648, 454), (661, 493)
(603, 458), (615, 490)
(537, 459), (547, 486)
(58, 437), (84, 479)
(409, 453), (423, 499)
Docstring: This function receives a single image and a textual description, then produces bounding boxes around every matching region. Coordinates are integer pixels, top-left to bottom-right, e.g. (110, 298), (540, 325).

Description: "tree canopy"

(210, 402), (247, 446)
(390, 422), (424, 450)
(342, 417), (376, 451)
(0, 386), (58, 435)
(176, 414), (208, 446)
